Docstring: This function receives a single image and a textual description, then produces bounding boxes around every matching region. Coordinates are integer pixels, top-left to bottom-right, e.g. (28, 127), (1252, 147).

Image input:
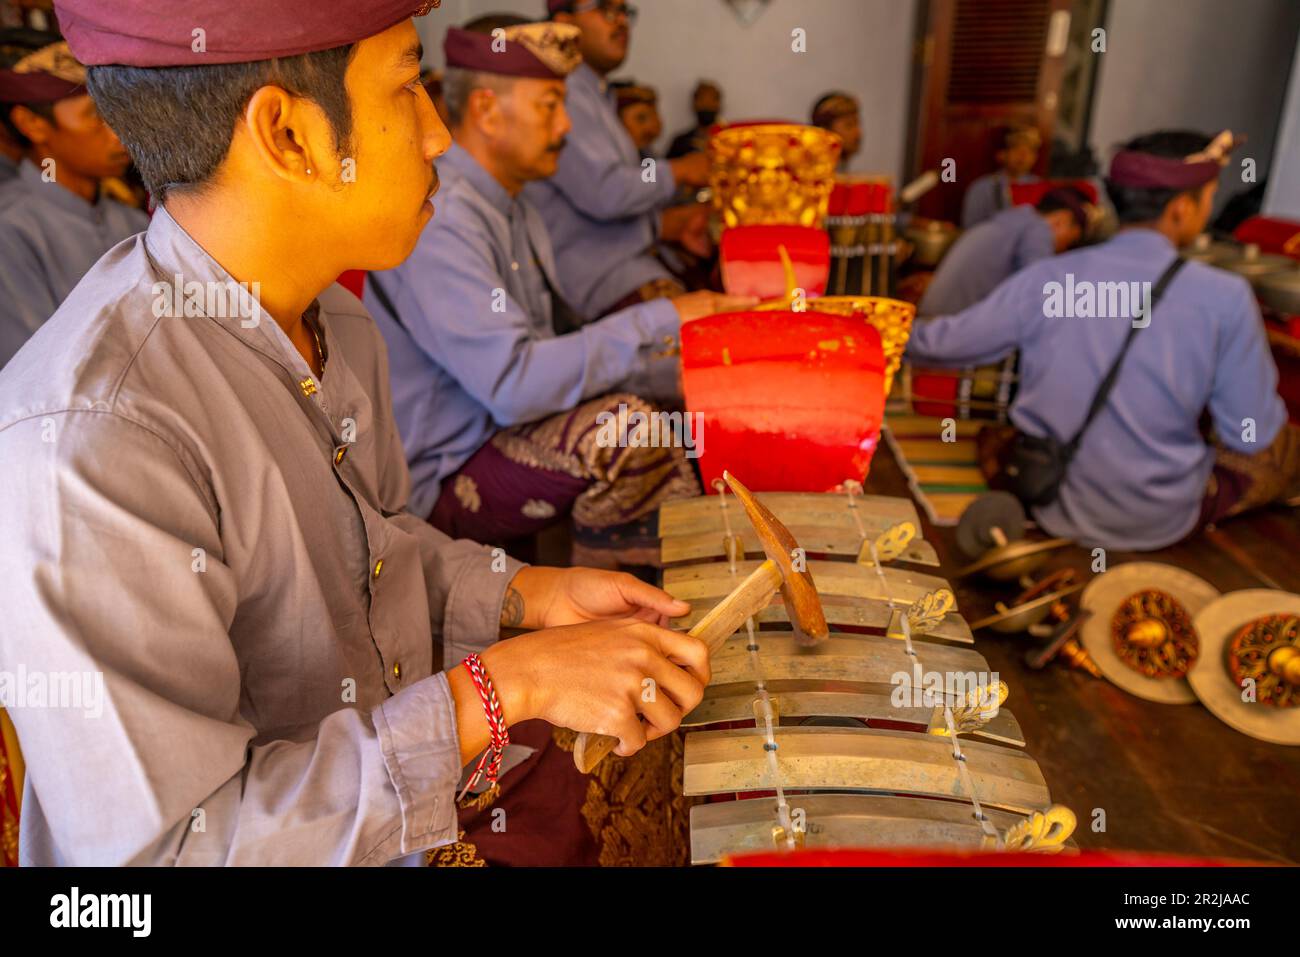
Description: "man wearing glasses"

(527, 1), (713, 319)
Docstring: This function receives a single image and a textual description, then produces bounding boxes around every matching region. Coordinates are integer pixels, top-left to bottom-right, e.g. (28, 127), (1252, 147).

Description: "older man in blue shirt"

(919, 187), (1088, 316)
(908, 130), (1297, 550)
(366, 17), (746, 568)
(523, 0), (713, 319)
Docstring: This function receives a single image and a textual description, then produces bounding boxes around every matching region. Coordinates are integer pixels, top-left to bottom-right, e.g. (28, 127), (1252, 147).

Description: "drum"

(680, 310), (888, 493)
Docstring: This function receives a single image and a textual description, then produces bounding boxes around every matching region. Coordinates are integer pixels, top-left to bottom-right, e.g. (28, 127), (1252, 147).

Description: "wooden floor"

(866, 443), (1300, 864)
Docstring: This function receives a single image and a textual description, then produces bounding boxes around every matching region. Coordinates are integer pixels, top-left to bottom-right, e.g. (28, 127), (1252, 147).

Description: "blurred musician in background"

(919, 186), (1089, 316)
(0, 28), (59, 184)
(611, 79), (661, 155)
(961, 123), (1042, 228)
(667, 79), (721, 159)
(908, 130), (1299, 552)
(365, 16), (749, 570)
(0, 38), (145, 368)
(527, 0), (713, 317)
(812, 90), (861, 169)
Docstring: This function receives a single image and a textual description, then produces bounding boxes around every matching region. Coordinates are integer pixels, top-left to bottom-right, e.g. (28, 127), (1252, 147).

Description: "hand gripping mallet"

(572, 470), (830, 773)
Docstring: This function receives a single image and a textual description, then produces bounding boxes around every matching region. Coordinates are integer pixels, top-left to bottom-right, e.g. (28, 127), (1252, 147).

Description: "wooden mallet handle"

(571, 559), (783, 774)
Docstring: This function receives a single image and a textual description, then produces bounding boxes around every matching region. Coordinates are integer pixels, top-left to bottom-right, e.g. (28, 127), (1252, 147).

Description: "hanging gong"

(1079, 562), (1219, 704)
(1189, 590), (1300, 745)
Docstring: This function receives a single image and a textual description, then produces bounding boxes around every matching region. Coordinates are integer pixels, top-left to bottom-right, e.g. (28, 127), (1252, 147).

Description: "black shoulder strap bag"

(999, 255), (1188, 508)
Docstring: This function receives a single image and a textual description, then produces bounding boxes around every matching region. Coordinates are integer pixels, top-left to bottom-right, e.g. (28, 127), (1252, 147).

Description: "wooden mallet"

(571, 470), (830, 773)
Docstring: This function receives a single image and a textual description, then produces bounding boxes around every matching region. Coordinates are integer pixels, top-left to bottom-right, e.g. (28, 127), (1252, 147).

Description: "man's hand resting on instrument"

(501, 565), (689, 628)
(671, 290), (758, 324)
(668, 151), (711, 188)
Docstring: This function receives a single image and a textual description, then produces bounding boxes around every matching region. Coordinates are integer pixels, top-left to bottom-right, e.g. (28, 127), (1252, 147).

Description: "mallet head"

(723, 470), (830, 645)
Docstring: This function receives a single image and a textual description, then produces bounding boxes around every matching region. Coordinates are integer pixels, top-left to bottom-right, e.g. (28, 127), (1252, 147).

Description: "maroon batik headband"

(1107, 151), (1222, 191)
(1108, 130), (1241, 191)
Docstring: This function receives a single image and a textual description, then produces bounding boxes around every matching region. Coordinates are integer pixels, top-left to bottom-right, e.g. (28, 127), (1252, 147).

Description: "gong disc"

(1189, 590), (1300, 745)
(969, 583), (1085, 634)
(955, 492), (1025, 561)
(955, 537), (1071, 582)
(1079, 562), (1219, 704)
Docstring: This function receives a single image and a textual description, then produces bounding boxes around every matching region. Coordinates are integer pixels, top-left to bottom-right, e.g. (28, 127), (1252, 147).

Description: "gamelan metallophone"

(657, 482), (1077, 864)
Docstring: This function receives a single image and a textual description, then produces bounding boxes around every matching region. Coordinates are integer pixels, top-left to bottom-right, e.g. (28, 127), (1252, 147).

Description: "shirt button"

(299, 377), (317, 397)
(511, 261), (520, 271)
(372, 559), (384, 579)
(334, 447), (347, 466)
(392, 662), (401, 680)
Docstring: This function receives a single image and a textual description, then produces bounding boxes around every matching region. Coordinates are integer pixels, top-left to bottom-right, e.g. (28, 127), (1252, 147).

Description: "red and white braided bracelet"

(457, 653), (509, 805)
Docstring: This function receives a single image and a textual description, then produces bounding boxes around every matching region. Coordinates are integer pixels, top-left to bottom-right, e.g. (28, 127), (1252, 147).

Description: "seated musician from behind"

(907, 130), (1298, 551)
(612, 79), (661, 156)
(0, 39), (146, 368)
(961, 124), (1042, 229)
(365, 17), (750, 568)
(811, 91), (861, 169)
(919, 186), (1089, 316)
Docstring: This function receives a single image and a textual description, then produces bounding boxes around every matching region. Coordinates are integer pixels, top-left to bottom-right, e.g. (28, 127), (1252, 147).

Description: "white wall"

(419, 0), (1299, 199)
(1264, 43), (1300, 219)
(1090, 0), (1300, 203)
(418, 0), (917, 178)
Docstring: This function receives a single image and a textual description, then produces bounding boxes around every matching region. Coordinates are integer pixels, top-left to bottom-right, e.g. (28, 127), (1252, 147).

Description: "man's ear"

(240, 84), (335, 185)
(468, 86), (501, 138)
(8, 105), (53, 146)
(1169, 190), (1198, 226)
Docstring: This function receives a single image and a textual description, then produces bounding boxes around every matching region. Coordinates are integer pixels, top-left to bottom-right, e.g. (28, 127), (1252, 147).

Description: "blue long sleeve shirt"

(523, 63), (678, 317)
(906, 228), (1287, 549)
(0, 160), (148, 368)
(919, 205), (1056, 315)
(960, 171), (1040, 228)
(365, 145), (681, 518)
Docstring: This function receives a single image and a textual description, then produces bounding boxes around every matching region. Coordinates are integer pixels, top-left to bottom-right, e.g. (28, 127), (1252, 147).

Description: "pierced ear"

(242, 85), (319, 184)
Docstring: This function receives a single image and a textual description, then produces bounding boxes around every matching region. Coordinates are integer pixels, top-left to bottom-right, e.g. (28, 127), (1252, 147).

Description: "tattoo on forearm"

(501, 586), (525, 628)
